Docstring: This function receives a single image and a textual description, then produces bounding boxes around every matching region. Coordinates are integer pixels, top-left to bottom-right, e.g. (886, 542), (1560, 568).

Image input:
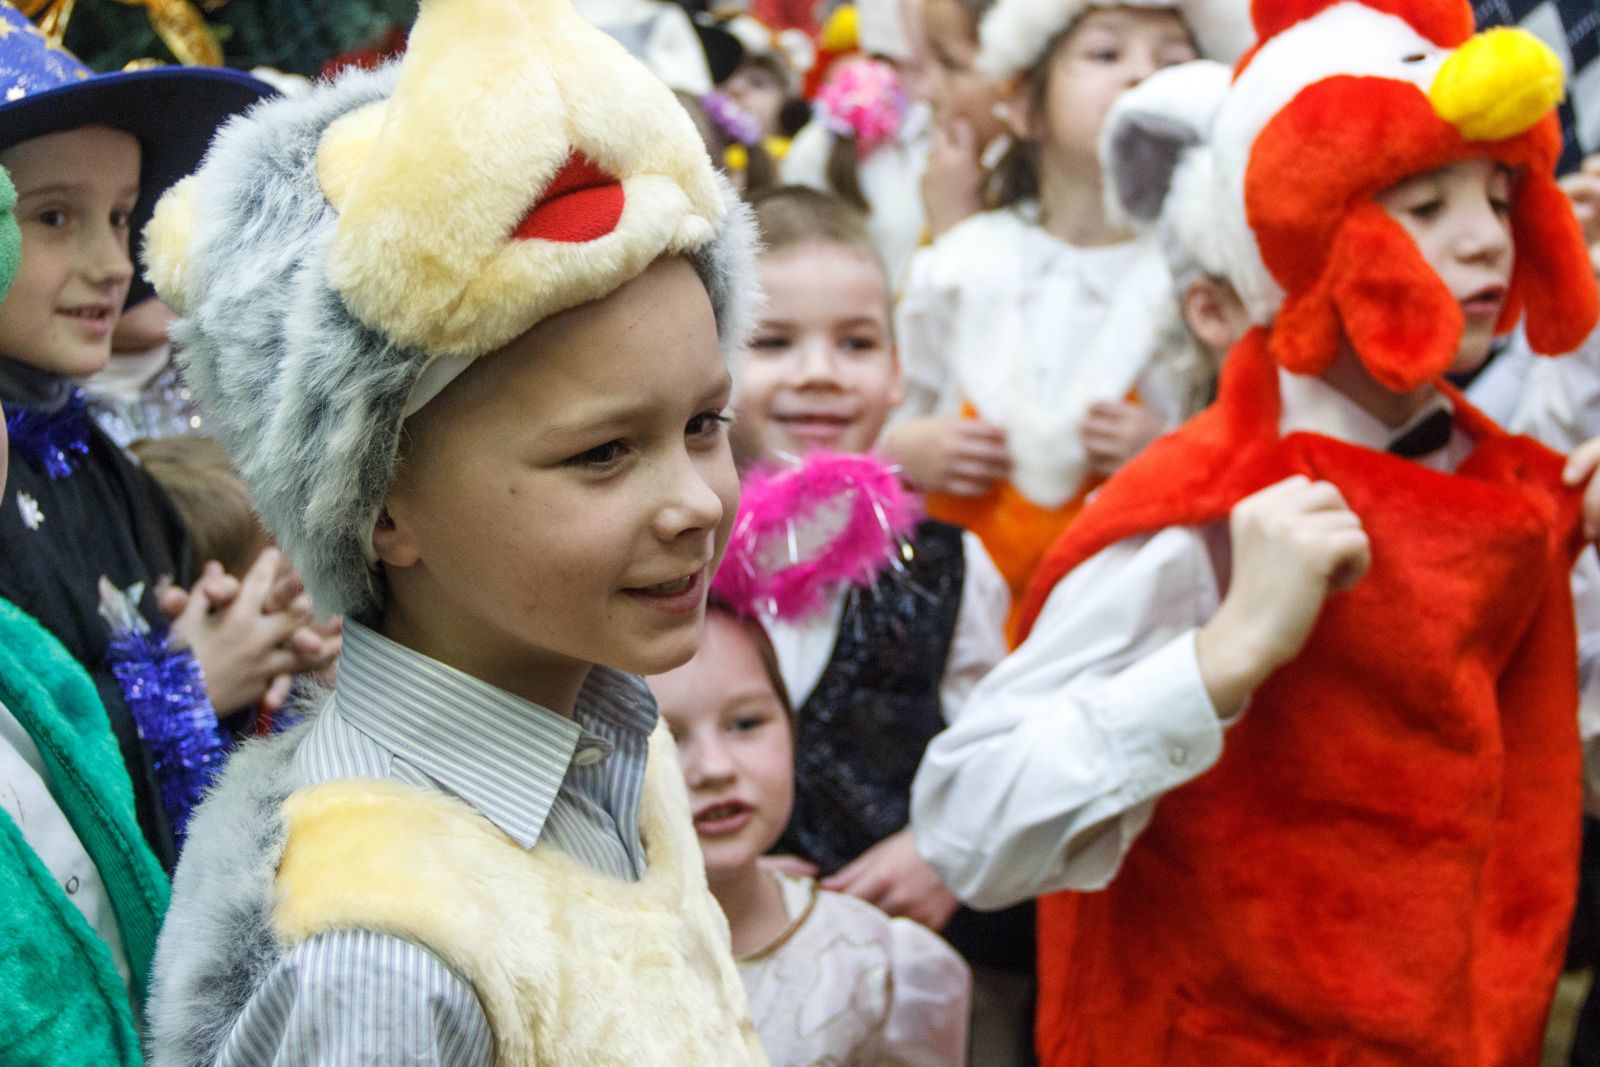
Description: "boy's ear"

(370, 505), (421, 569)
(996, 78), (1037, 143)
(1183, 276), (1240, 354)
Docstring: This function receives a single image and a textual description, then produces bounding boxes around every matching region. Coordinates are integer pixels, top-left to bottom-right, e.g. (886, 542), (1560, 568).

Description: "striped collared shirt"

(216, 620), (658, 1066)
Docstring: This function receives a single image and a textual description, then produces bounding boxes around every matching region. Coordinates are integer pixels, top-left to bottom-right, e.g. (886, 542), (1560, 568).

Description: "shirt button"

(1169, 746), (1189, 767)
(573, 747), (604, 767)
(65, 876), (80, 895)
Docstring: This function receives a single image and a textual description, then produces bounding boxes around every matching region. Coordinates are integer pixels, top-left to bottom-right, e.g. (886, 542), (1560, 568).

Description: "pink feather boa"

(713, 451), (919, 621)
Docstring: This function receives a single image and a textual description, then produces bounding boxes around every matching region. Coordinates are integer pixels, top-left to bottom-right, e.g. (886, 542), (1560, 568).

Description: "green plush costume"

(0, 166), (170, 1065)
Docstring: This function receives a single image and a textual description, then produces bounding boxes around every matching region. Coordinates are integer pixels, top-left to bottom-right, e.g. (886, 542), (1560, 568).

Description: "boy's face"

(0, 126), (138, 378)
(376, 257), (738, 699)
(1374, 158), (1514, 376)
(1021, 8), (1195, 165)
(649, 611), (794, 884)
(735, 242), (902, 460)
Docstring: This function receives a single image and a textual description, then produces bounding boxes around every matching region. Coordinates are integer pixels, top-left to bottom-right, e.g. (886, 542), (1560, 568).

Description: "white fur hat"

(144, 0), (760, 620)
(977, 0), (1253, 79)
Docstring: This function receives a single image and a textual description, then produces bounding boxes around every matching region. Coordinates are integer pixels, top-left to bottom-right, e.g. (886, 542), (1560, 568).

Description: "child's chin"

(610, 628), (705, 678)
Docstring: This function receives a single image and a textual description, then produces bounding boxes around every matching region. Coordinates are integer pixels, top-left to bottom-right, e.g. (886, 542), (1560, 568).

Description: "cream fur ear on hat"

(145, 0), (762, 621)
(977, 0), (1253, 79)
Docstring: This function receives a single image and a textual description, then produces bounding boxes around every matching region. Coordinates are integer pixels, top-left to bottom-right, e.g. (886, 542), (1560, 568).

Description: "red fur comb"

(1251, 0), (1472, 47)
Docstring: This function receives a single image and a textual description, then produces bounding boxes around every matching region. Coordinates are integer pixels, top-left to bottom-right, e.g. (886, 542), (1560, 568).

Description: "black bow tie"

(1387, 407), (1454, 459)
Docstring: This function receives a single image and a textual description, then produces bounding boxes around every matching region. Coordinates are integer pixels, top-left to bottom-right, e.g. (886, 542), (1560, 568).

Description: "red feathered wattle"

(1250, 0), (1472, 48)
(1019, 332), (1584, 1066)
(1511, 169), (1600, 355)
(1330, 202), (1463, 388)
(513, 150), (625, 244)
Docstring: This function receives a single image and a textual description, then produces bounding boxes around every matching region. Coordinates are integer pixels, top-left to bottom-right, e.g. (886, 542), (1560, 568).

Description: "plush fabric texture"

(144, 723), (306, 1067)
(1212, 0), (1599, 388)
(1016, 333), (1585, 1065)
(0, 597), (170, 1067)
(146, 0), (762, 620)
(271, 725), (768, 1066)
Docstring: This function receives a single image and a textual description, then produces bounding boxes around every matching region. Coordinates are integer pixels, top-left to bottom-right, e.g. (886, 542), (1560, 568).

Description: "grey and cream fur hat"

(143, 0), (761, 621)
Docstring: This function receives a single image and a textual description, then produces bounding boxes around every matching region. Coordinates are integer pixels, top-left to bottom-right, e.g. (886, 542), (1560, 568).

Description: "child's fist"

(1196, 476), (1370, 716)
(882, 415), (1011, 497)
(1081, 399), (1165, 476)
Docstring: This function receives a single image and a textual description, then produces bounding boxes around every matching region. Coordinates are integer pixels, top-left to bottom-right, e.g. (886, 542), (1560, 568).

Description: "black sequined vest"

(778, 519), (964, 874)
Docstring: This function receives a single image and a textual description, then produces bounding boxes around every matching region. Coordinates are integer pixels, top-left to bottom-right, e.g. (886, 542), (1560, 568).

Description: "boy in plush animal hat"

(912, 0), (1600, 1062)
(138, 0), (769, 1062)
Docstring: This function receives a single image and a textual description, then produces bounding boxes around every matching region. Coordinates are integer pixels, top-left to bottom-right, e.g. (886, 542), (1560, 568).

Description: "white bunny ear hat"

(976, 0), (1253, 79)
(1098, 58), (1233, 288)
(143, 0), (761, 620)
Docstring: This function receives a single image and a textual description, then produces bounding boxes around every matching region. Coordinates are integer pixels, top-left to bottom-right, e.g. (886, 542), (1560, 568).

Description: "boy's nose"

(792, 340), (843, 387)
(652, 453), (727, 542)
(88, 228), (135, 289)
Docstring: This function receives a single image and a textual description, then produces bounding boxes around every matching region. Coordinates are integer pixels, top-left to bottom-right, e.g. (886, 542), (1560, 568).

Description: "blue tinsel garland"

(4, 389), (92, 479)
(108, 627), (228, 845)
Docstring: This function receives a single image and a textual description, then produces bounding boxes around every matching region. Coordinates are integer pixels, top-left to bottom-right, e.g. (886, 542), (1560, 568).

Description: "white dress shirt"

(911, 370), (1600, 911)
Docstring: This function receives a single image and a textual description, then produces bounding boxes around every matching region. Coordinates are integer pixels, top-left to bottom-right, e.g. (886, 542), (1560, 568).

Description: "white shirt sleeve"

(1572, 549), (1600, 817)
(938, 533), (1009, 725)
(1509, 325), (1600, 450)
(876, 916), (972, 1067)
(910, 524), (1229, 910)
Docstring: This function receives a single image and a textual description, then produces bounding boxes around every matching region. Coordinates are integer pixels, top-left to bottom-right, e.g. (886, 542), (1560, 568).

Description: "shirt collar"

(1277, 368), (1453, 452)
(330, 620), (658, 849)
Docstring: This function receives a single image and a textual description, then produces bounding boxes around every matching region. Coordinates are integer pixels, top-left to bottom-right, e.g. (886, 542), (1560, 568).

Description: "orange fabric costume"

(1017, 332), (1584, 1065)
(926, 402), (1101, 638)
(1004, 0), (1600, 1059)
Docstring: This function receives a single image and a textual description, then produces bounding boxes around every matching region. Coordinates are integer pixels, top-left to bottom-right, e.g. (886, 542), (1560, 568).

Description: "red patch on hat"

(513, 150), (625, 243)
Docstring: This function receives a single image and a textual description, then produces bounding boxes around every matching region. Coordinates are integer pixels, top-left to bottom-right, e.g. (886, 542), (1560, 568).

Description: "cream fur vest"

(272, 725), (769, 1066)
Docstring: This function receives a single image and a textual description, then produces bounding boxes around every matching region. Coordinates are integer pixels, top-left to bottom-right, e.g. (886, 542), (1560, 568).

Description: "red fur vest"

(1016, 331), (1585, 1066)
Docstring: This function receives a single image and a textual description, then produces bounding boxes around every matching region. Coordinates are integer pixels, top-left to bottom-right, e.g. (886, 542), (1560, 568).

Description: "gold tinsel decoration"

(19, 0), (228, 67)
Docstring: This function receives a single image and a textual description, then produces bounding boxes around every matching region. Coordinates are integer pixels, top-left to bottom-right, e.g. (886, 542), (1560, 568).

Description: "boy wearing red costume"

(912, 0), (1600, 1063)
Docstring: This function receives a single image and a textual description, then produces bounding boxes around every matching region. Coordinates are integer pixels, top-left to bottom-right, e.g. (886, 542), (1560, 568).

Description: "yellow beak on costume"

(1429, 26), (1565, 142)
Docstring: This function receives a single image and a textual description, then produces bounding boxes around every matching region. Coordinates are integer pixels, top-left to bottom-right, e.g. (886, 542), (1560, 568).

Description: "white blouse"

(740, 870), (971, 1067)
(894, 205), (1189, 508)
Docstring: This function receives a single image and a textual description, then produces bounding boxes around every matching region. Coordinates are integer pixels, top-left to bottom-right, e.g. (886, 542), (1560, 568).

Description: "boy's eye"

(110, 209), (133, 230)
(841, 335), (881, 353)
(750, 334), (792, 351)
(687, 411), (733, 437)
(1406, 199), (1444, 222)
(566, 440), (628, 469)
(731, 713), (770, 733)
(36, 209), (68, 228)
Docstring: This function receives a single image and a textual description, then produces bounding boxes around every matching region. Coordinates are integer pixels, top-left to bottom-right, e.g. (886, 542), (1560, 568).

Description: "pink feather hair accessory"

(713, 451), (920, 621)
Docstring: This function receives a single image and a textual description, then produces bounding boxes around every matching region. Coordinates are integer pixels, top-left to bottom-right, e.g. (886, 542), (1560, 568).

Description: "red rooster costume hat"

(1213, 0), (1598, 389)
(1011, 2), (1600, 1064)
